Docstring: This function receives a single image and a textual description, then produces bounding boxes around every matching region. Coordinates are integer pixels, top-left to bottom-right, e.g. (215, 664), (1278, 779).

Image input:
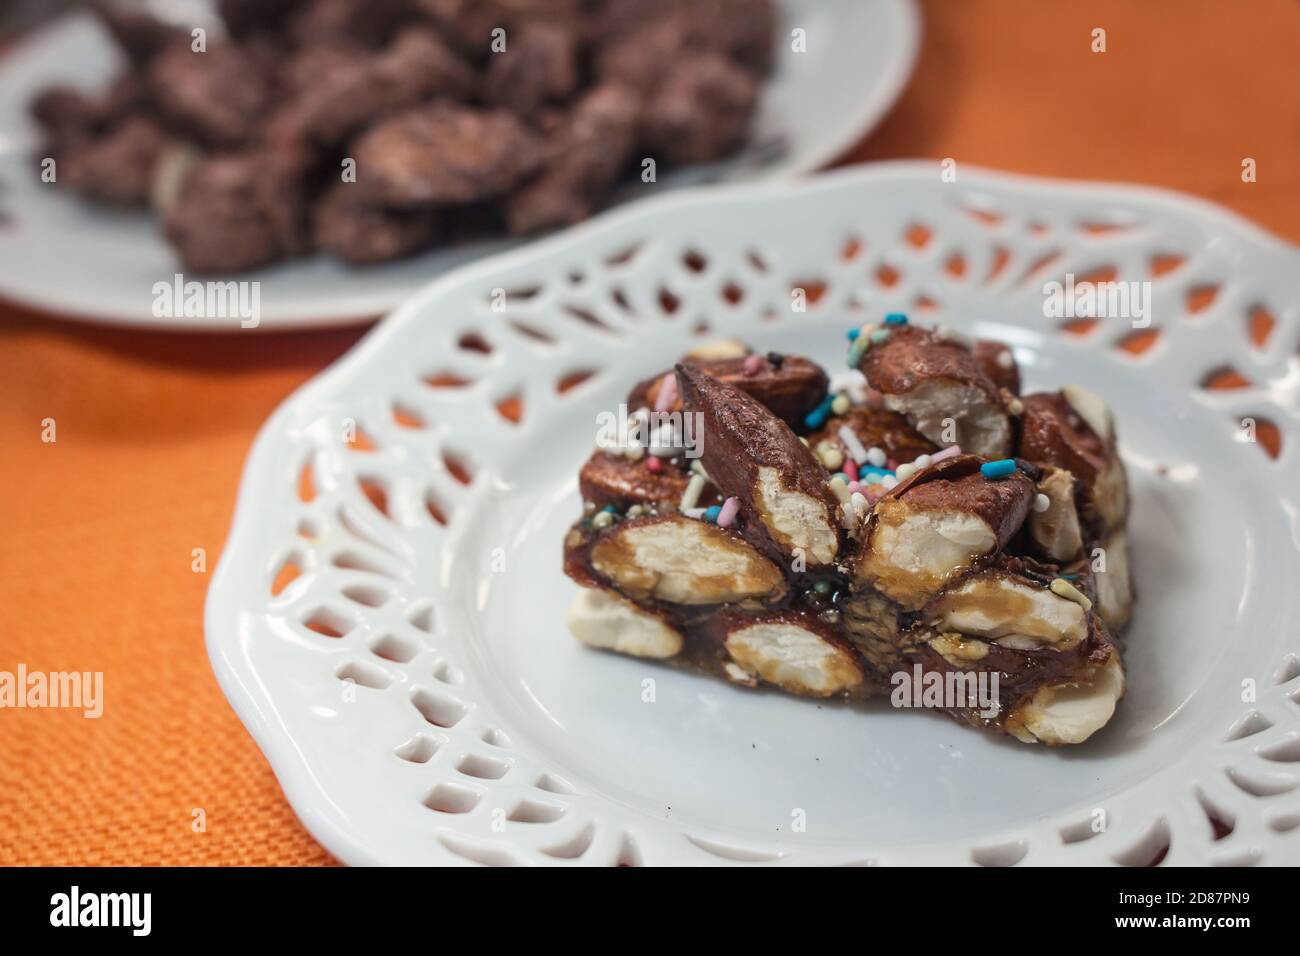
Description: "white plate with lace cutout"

(0, 0), (920, 330)
(207, 163), (1300, 866)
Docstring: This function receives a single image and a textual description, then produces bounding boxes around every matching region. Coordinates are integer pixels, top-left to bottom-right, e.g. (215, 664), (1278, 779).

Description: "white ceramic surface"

(207, 163), (1300, 865)
(0, 0), (921, 330)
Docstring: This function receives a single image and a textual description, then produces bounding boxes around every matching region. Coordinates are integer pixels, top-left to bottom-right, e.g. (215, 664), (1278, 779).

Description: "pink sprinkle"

(886, 458), (898, 470)
(847, 480), (861, 494)
(930, 445), (963, 463)
(742, 354), (764, 376)
(646, 456), (663, 473)
(654, 373), (678, 412)
(843, 459), (859, 481)
(717, 496), (740, 528)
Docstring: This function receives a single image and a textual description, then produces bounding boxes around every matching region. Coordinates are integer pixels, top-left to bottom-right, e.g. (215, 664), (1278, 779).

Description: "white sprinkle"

(881, 475), (898, 490)
(914, 454), (931, 468)
(690, 459), (710, 480)
(838, 425), (870, 465)
(682, 507), (707, 520)
(850, 491), (868, 513)
(679, 473), (706, 512)
(866, 446), (887, 468)
(1033, 492), (1051, 513)
(895, 462), (917, 481)
(997, 350), (1014, 369)
(830, 370), (870, 404)
(828, 475), (852, 504)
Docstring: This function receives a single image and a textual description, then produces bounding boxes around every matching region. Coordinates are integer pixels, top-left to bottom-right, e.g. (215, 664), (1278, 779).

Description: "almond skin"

(629, 353), (829, 429)
(676, 362), (840, 568)
(1018, 391), (1128, 533)
(578, 450), (690, 510)
(859, 325), (1012, 457)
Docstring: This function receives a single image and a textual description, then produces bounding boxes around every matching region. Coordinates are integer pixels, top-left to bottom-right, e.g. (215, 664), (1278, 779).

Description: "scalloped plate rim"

(206, 161), (1300, 866)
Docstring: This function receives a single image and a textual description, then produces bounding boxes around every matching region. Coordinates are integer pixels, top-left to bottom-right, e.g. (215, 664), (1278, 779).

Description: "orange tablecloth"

(3, 0), (1298, 866)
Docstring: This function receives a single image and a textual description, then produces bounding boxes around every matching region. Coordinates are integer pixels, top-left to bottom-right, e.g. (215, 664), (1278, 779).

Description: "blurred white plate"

(0, 0), (921, 330)
(207, 163), (1300, 865)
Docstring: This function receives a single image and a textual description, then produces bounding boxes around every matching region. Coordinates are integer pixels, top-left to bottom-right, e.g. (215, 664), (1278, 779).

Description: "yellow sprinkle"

(592, 511), (615, 530)
(819, 446), (845, 471)
(1050, 577), (1092, 610)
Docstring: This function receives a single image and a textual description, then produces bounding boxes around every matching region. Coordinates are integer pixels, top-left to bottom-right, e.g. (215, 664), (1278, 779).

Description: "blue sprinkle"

(846, 328), (861, 341)
(861, 466), (896, 479)
(980, 459), (1017, 479)
(704, 505), (722, 524)
(884, 312), (909, 325)
(601, 505), (619, 514)
(803, 394), (835, 430)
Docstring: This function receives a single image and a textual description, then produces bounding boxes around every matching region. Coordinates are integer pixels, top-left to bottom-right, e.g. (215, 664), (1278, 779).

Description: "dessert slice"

(562, 317), (1135, 745)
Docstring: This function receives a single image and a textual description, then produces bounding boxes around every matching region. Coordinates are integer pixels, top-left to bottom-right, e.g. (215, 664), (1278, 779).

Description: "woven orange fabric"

(2, 0), (1298, 865)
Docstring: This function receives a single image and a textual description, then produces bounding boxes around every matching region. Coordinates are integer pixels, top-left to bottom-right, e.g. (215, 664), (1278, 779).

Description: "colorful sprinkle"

(627, 504), (646, 518)
(884, 312), (909, 326)
(704, 504), (722, 524)
(717, 496), (740, 528)
(818, 446), (845, 471)
(653, 372), (678, 413)
(831, 393), (851, 416)
(846, 328), (861, 341)
(601, 505), (618, 514)
(980, 459), (1017, 479)
(866, 446), (887, 468)
(828, 475), (851, 504)
(869, 329), (892, 344)
(847, 337), (870, 368)
(742, 353), (764, 376)
(1050, 577), (1093, 610)
(804, 394), (835, 430)
(843, 459), (859, 482)
(847, 480), (861, 494)
(592, 511), (614, 530)
(929, 445), (963, 464)
(838, 425), (870, 464)
(646, 456), (663, 473)
(680, 473), (706, 511)
(1033, 493), (1051, 513)
(895, 462), (917, 481)
(881, 475), (898, 490)
(914, 454), (932, 468)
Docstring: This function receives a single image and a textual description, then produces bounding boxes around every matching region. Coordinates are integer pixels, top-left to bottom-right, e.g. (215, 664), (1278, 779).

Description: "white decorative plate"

(207, 163), (1300, 865)
(0, 0), (920, 330)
